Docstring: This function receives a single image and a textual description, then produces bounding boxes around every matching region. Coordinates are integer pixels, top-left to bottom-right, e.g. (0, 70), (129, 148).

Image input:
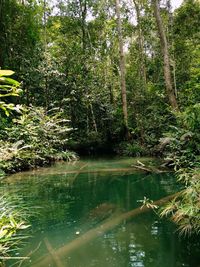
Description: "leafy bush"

(0, 70), (22, 116)
(114, 141), (147, 157)
(0, 107), (76, 173)
(0, 195), (30, 262)
(163, 104), (200, 170)
(161, 104), (200, 235)
(161, 169), (200, 235)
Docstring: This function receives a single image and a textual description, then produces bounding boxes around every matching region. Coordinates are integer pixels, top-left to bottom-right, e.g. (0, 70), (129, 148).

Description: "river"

(1, 157), (199, 267)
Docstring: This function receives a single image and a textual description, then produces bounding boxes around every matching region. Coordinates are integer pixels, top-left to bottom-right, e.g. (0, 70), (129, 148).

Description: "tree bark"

(152, 0), (178, 110)
(0, 0), (4, 67)
(89, 103), (98, 133)
(115, 0), (129, 137)
(43, 0), (49, 109)
(132, 0), (147, 91)
(78, 0), (87, 51)
(43, 0), (47, 50)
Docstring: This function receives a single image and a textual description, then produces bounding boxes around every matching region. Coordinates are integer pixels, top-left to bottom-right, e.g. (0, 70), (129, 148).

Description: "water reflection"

(0, 158), (199, 267)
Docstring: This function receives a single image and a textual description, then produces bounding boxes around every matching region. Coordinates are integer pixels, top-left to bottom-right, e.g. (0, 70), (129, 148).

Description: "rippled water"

(1, 158), (199, 267)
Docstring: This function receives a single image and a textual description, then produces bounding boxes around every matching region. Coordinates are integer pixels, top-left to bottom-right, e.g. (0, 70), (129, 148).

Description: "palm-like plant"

(0, 70), (22, 116)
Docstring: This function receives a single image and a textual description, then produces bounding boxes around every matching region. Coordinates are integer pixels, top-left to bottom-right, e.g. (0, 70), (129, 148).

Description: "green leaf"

(0, 229), (8, 239)
(2, 77), (20, 86)
(0, 70), (15, 77)
(0, 77), (6, 83)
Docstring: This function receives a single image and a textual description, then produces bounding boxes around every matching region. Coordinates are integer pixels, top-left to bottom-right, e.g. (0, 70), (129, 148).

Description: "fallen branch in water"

(44, 238), (64, 267)
(66, 163), (88, 186)
(6, 168), (141, 182)
(32, 191), (181, 267)
(132, 160), (169, 174)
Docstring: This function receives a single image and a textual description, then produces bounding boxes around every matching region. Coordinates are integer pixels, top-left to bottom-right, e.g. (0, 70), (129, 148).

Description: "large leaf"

(0, 77), (20, 86)
(0, 70), (15, 77)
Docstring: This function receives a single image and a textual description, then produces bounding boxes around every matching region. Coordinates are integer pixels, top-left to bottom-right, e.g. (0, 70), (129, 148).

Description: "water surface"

(1, 158), (199, 267)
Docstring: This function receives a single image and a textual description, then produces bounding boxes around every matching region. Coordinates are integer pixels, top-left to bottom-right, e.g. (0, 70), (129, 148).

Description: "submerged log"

(44, 238), (64, 267)
(87, 203), (119, 222)
(32, 192), (180, 267)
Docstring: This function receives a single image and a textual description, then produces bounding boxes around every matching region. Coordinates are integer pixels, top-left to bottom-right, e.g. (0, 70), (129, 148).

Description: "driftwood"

(132, 160), (168, 174)
(32, 192), (180, 267)
(131, 165), (166, 173)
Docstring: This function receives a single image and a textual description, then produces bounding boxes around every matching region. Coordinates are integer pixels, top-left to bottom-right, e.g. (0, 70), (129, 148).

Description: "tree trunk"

(115, 0), (129, 137)
(78, 0), (87, 51)
(43, 0), (47, 50)
(0, 0), (4, 67)
(89, 103), (98, 133)
(152, 0), (178, 110)
(43, 0), (50, 109)
(132, 0), (147, 91)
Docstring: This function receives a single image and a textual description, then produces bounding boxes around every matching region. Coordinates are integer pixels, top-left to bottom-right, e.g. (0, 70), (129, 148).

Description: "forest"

(0, 0), (200, 265)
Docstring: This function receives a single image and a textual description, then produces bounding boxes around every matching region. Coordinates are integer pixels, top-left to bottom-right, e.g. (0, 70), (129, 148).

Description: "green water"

(1, 158), (199, 267)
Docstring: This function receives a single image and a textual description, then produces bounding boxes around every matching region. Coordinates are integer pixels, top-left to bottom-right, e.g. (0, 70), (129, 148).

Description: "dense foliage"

(0, 107), (76, 173)
(0, 70), (22, 116)
(0, 195), (30, 263)
(160, 104), (200, 235)
(0, 71), (75, 174)
(0, 0), (199, 236)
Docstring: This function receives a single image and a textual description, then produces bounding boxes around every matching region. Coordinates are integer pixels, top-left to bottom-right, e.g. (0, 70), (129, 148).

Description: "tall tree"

(78, 0), (87, 51)
(132, 0), (147, 91)
(115, 0), (129, 135)
(152, 0), (178, 110)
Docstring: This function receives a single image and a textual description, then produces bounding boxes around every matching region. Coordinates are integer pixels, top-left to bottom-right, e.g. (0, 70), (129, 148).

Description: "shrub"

(114, 141), (147, 157)
(0, 106), (76, 173)
(161, 104), (200, 235)
(0, 195), (30, 263)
